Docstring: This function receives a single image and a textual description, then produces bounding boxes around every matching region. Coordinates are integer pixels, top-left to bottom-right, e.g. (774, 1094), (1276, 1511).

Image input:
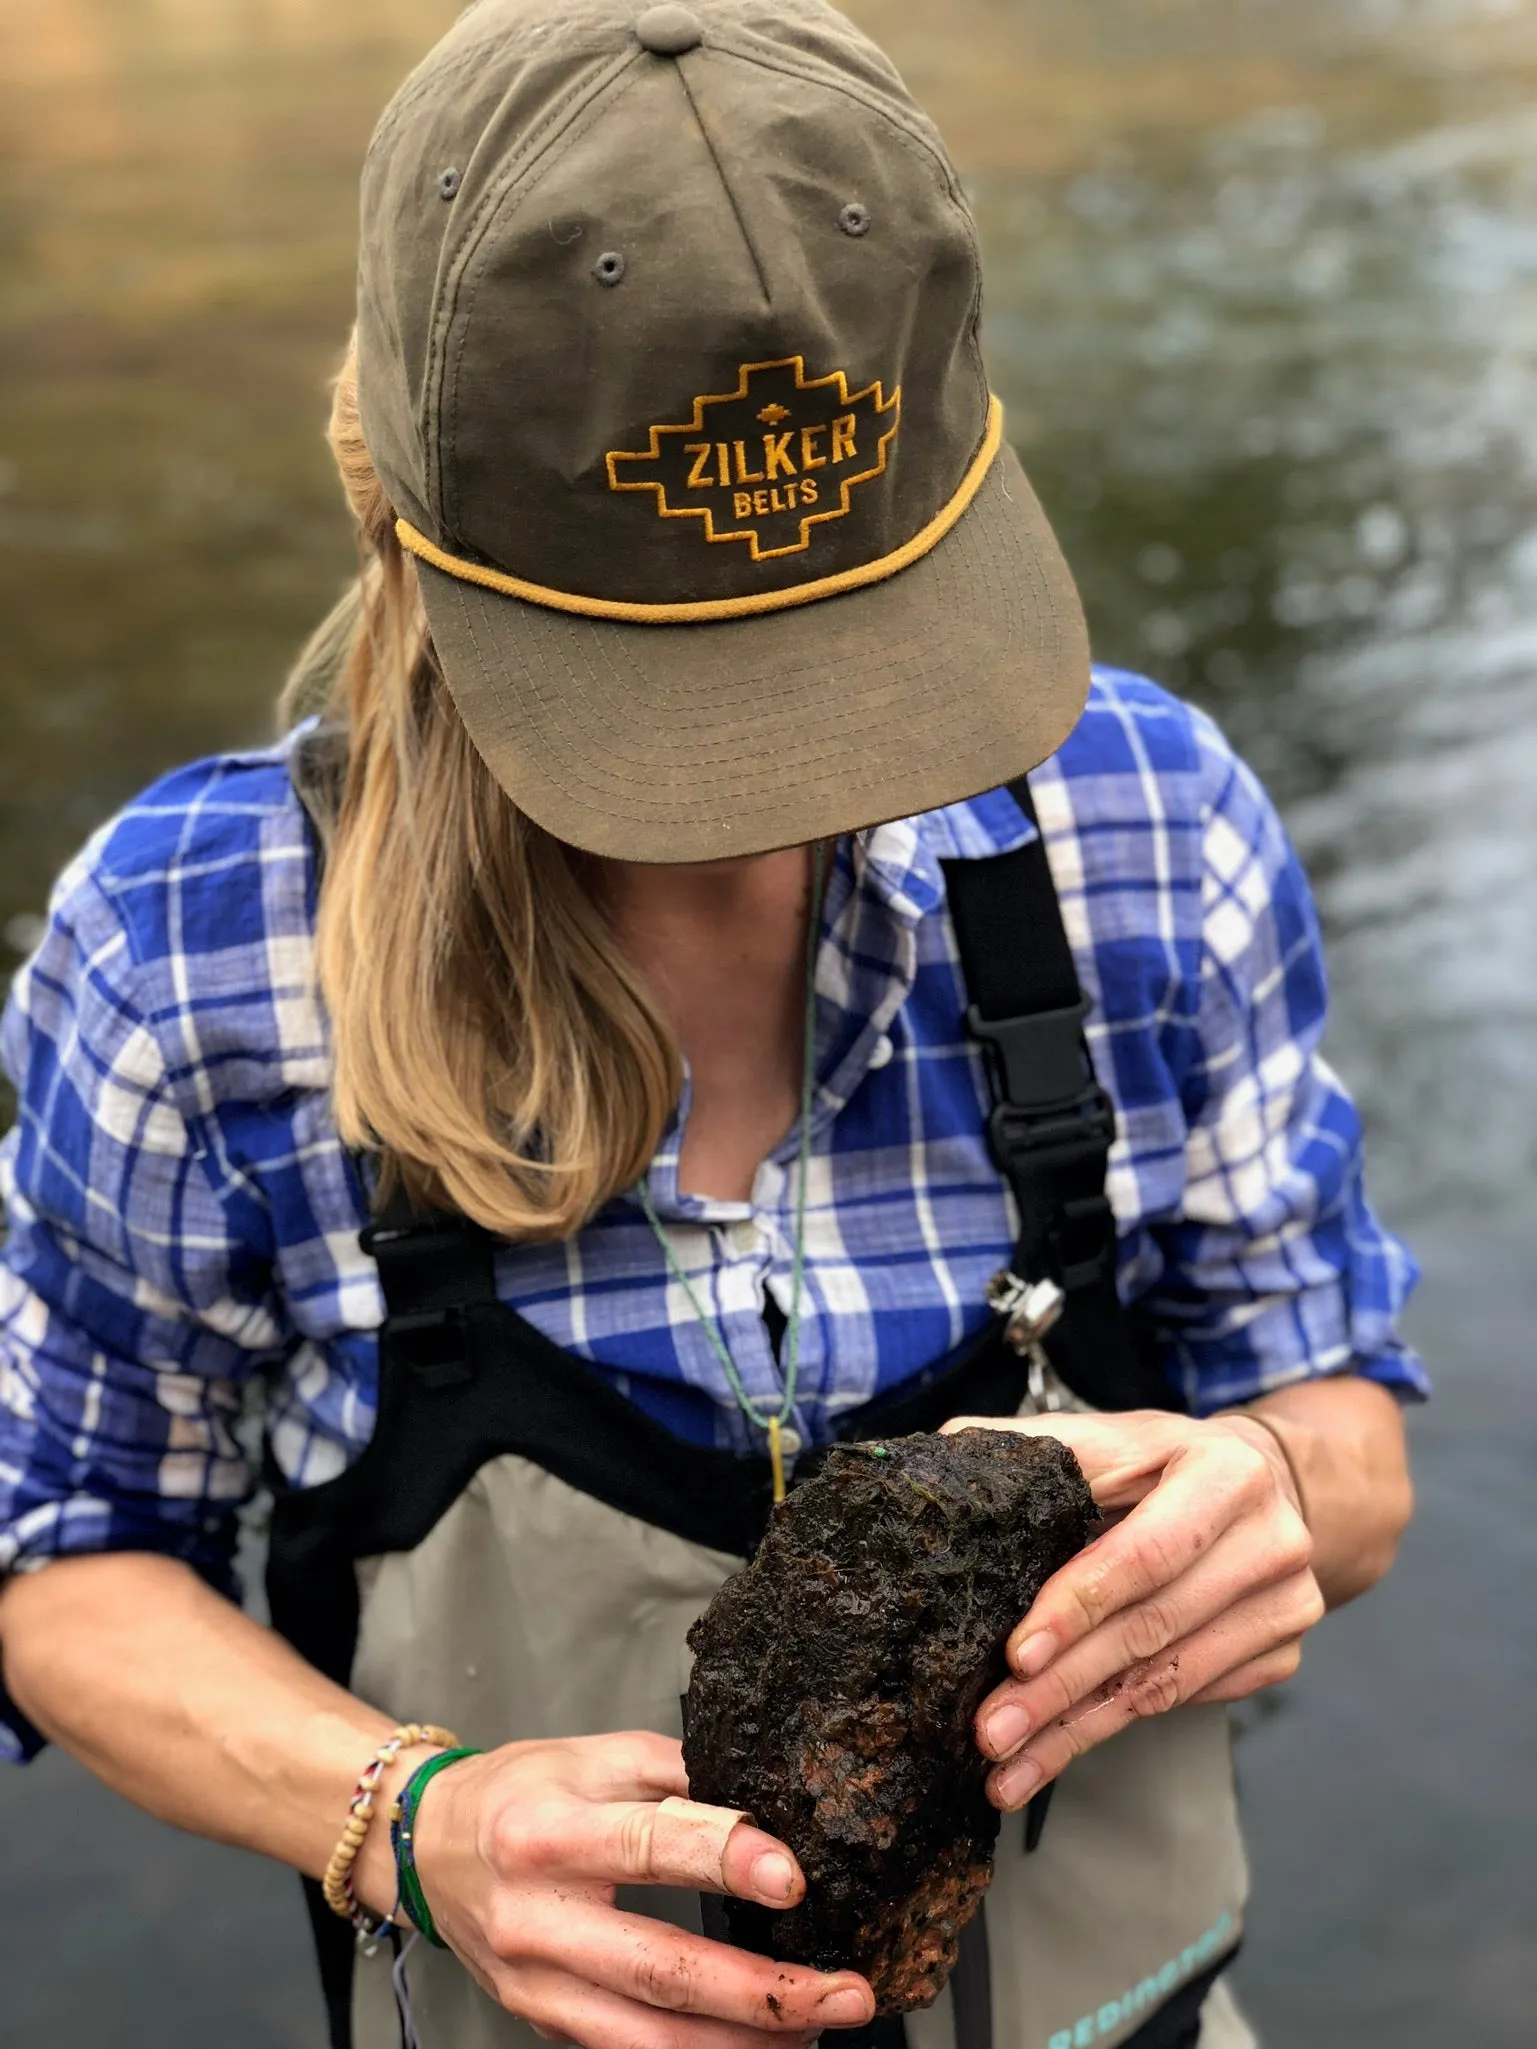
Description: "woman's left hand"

(942, 1409), (1324, 1810)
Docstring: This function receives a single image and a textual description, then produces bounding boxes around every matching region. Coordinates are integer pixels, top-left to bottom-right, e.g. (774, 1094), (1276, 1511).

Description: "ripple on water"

(975, 39), (1537, 1216)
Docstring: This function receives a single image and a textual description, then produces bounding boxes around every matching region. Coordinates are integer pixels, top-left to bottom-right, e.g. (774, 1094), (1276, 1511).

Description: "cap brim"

(413, 440), (1089, 863)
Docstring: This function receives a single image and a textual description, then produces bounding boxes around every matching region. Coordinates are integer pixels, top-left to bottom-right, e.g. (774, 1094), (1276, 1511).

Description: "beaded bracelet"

(322, 1722), (461, 1931)
(390, 1746), (484, 1947)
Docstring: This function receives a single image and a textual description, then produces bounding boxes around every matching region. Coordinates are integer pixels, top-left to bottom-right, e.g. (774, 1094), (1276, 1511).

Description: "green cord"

(390, 1746), (482, 1948)
(636, 838), (826, 1448)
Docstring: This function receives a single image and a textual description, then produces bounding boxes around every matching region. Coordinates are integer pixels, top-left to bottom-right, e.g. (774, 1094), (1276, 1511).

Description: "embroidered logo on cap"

(606, 357), (900, 562)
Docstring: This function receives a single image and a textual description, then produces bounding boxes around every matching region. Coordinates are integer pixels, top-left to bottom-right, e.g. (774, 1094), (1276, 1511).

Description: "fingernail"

(752, 1850), (796, 1901)
(982, 1703), (1031, 1757)
(1012, 1631), (1056, 1678)
(818, 1989), (873, 2025)
(995, 1755), (1043, 1809)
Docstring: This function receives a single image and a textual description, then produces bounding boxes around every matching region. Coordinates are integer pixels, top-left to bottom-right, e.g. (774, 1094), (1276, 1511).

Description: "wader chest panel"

(351, 1456), (741, 1753)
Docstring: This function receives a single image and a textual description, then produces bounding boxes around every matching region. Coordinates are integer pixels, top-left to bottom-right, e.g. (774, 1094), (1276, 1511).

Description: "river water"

(0, 3), (1532, 2045)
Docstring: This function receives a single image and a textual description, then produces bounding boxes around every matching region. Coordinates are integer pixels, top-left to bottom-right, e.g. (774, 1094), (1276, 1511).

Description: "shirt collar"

(850, 784), (1038, 919)
(639, 789), (1037, 1221)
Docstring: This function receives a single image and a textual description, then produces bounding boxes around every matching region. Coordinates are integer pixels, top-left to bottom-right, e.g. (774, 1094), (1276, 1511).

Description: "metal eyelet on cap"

(839, 201), (871, 237)
(593, 251), (626, 287)
(438, 167), (461, 201)
(635, 5), (703, 55)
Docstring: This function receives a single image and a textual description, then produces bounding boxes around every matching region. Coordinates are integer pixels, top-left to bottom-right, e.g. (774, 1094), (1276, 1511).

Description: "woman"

(0, 6), (1418, 2049)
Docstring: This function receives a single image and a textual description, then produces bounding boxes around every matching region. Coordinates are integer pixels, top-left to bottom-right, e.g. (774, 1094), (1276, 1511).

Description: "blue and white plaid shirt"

(0, 668), (1423, 1758)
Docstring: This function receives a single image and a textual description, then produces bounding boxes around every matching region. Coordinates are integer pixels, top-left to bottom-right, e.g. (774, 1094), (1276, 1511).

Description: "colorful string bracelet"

(322, 1722), (461, 1932)
(390, 1746), (484, 1948)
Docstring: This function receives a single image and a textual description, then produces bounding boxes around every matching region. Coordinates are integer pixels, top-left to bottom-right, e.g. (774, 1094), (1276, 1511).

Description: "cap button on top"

(635, 5), (703, 55)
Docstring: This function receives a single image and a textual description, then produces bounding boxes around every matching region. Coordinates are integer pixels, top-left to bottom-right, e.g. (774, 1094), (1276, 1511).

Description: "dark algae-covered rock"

(683, 1429), (1096, 2013)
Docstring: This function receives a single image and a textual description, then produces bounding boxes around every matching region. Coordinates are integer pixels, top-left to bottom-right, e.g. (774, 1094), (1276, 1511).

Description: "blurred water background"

(0, 2), (1533, 2044)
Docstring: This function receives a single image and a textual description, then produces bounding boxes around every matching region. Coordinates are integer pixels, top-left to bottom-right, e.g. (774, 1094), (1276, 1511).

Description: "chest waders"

(266, 777), (1249, 2049)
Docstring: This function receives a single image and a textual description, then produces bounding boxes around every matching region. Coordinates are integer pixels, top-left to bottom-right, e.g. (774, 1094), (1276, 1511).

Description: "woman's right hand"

(373, 1730), (876, 2049)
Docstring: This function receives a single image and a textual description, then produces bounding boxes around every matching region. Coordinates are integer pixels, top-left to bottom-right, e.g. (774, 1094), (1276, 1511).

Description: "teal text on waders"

(1045, 1912), (1236, 2049)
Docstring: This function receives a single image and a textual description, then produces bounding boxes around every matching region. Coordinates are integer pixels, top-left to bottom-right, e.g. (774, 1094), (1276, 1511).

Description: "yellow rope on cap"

(395, 398), (1004, 626)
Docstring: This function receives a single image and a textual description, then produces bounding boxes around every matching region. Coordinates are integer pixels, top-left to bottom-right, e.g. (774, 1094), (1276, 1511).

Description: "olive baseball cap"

(357, 0), (1089, 861)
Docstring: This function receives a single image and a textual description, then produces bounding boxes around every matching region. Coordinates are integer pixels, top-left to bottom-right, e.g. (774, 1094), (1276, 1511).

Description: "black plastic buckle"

(381, 1307), (474, 1389)
(965, 998), (1092, 1110)
(986, 1112), (1120, 1294)
(359, 1219), (473, 1262)
(359, 1214), (500, 1338)
(984, 1086), (1117, 1179)
(982, 1074), (1120, 1297)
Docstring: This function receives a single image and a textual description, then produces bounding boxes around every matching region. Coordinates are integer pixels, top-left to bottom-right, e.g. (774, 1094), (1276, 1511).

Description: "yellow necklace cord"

(767, 1415), (787, 1507)
(394, 398), (1003, 626)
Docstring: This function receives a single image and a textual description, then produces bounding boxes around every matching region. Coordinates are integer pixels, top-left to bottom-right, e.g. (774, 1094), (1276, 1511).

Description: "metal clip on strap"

(943, 784), (1175, 1417)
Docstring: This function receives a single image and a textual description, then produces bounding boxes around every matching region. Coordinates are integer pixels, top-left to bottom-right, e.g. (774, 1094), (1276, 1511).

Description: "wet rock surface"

(683, 1429), (1096, 2012)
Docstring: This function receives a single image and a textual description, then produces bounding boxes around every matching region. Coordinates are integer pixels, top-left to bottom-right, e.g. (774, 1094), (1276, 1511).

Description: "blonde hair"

(282, 340), (682, 1238)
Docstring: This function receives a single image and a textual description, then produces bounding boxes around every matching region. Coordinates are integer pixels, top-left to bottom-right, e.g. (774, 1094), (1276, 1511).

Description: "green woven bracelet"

(390, 1746), (482, 1948)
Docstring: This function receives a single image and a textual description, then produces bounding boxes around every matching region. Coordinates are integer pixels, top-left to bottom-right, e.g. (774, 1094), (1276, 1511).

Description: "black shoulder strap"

(358, 1178), (498, 1390)
(285, 1180), (497, 2049)
(941, 777), (1178, 1412)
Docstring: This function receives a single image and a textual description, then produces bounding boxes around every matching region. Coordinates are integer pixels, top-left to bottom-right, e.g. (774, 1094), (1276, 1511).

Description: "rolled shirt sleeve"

(1144, 721), (1425, 1413)
(0, 851), (285, 1756)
